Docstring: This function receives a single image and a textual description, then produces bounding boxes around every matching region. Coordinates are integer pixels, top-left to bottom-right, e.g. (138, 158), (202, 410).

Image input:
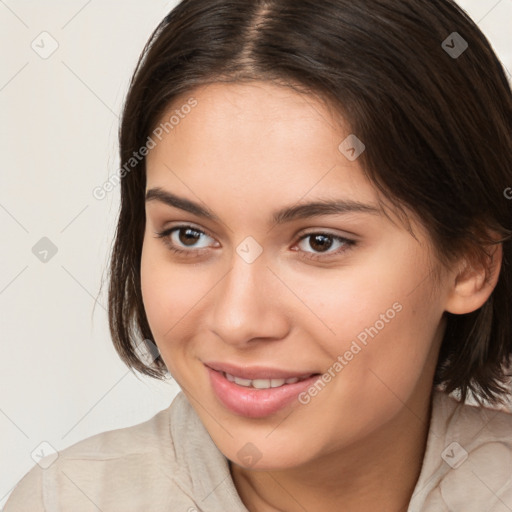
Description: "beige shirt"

(4, 390), (512, 511)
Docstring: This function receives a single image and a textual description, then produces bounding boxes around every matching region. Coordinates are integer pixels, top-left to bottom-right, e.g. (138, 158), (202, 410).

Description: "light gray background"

(1, 0), (511, 505)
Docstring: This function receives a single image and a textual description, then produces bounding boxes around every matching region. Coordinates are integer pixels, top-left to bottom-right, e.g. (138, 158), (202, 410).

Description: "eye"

(153, 225), (218, 258)
(154, 225), (356, 261)
(295, 232), (356, 260)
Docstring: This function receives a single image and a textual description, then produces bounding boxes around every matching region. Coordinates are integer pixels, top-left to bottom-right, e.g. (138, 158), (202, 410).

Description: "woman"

(6, 0), (512, 510)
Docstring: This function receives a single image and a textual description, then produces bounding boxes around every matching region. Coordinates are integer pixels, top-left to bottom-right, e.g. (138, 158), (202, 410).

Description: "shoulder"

(433, 389), (512, 452)
(3, 392), (198, 511)
(62, 396), (176, 459)
(411, 390), (512, 512)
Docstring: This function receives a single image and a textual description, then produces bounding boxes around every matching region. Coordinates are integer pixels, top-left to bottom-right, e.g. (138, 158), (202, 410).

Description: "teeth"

(233, 376), (252, 386)
(225, 373), (307, 389)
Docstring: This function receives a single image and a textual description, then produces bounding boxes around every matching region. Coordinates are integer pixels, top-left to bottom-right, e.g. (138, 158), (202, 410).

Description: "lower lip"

(206, 366), (321, 418)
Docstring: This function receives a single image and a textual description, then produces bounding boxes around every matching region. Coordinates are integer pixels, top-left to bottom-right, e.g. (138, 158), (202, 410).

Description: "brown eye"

(154, 224), (218, 258)
(178, 228), (203, 246)
(308, 234), (334, 252)
(296, 232), (356, 260)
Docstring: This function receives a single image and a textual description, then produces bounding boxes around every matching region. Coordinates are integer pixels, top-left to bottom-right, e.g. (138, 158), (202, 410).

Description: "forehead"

(145, 81), (378, 206)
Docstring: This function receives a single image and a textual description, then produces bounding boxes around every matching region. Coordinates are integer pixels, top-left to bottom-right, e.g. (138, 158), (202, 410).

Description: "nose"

(209, 250), (290, 348)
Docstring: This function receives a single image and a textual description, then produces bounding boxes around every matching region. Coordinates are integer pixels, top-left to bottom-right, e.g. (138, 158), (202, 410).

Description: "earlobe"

(445, 243), (503, 315)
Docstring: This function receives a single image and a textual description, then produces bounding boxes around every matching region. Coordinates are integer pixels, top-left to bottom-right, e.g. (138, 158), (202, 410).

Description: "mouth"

(222, 371), (316, 389)
(204, 361), (319, 381)
(204, 362), (322, 418)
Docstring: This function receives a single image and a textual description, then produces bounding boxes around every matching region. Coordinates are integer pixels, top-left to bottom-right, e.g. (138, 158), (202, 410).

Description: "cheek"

(292, 280), (442, 451)
(355, 293), (440, 409)
(296, 251), (442, 396)
(140, 241), (206, 342)
(286, 254), (413, 352)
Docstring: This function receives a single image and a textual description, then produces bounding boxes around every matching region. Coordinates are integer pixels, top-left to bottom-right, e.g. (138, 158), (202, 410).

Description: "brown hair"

(107, 0), (512, 405)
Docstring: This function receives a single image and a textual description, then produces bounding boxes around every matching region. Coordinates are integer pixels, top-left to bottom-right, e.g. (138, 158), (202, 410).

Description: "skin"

(140, 81), (501, 512)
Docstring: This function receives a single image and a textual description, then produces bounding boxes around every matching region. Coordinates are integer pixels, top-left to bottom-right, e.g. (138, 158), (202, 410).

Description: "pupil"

(310, 234), (332, 252)
(179, 228), (201, 246)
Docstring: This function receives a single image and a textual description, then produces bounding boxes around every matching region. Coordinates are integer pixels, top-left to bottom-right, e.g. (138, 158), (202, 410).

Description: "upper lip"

(204, 361), (319, 380)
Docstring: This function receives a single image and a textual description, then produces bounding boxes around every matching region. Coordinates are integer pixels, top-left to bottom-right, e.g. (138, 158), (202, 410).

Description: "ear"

(445, 243), (503, 315)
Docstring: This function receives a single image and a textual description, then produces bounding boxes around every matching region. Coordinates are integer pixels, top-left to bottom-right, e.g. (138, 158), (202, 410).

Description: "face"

(141, 81), (450, 470)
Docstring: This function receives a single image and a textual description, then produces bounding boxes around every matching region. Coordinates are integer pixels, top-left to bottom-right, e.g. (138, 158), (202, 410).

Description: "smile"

(205, 363), (322, 418)
(223, 372), (314, 389)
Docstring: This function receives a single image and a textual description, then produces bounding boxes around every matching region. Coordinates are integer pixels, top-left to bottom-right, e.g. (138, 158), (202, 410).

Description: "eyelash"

(153, 225), (356, 261)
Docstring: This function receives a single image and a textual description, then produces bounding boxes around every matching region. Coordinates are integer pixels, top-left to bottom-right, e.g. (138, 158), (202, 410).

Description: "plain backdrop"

(1, 0), (511, 505)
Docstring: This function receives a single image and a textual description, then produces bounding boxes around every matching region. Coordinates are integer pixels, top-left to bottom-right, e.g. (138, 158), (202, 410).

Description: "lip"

(206, 365), (321, 418)
(204, 361), (317, 380)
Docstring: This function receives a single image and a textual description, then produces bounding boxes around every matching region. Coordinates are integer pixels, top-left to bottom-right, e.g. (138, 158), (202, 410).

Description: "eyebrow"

(145, 187), (381, 225)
